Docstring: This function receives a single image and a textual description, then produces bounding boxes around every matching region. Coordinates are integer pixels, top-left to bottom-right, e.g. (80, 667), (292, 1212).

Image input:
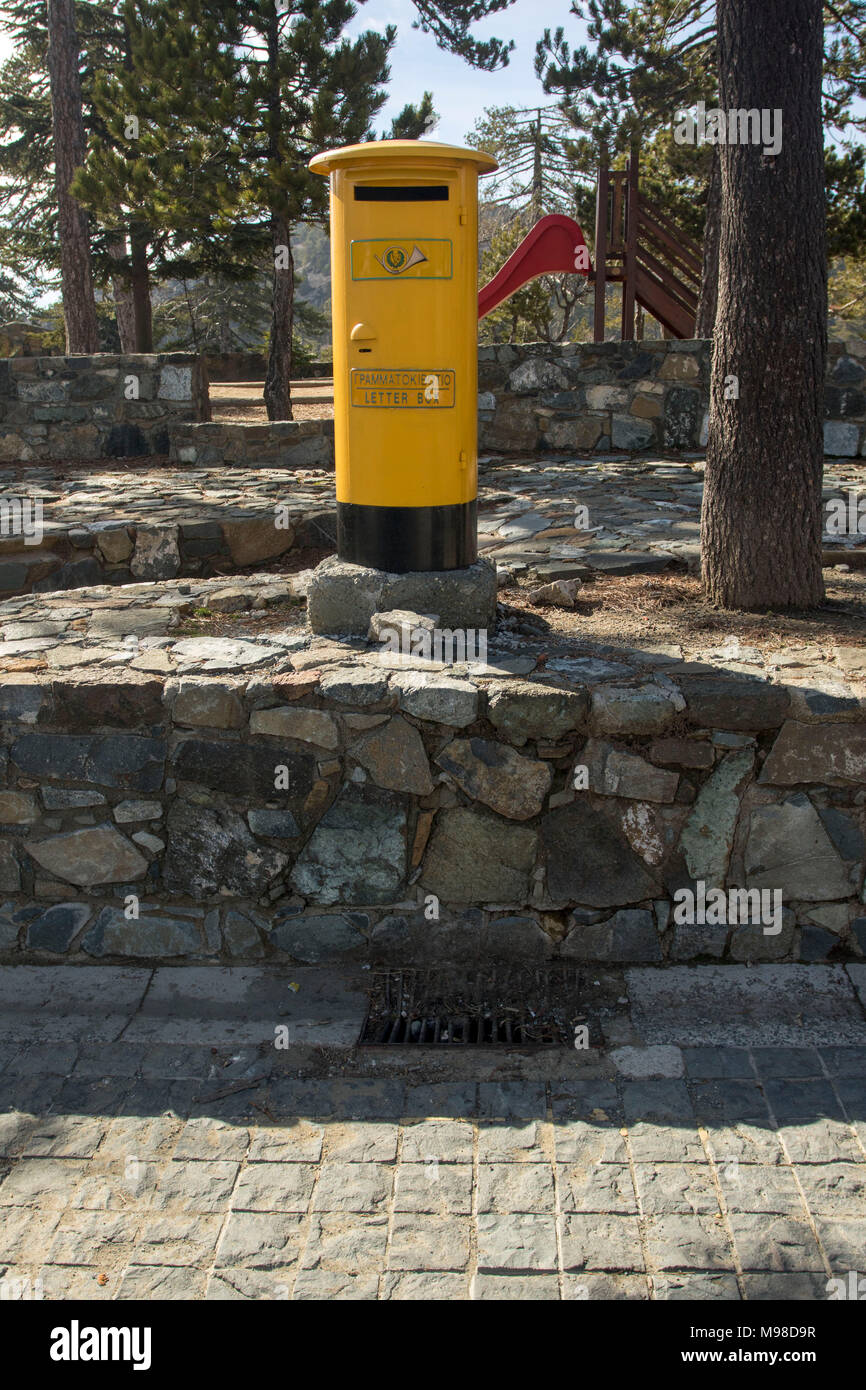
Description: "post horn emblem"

(376, 244), (428, 275)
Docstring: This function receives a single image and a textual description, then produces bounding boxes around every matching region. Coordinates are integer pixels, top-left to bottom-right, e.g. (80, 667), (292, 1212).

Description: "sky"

(345, 0), (585, 144)
(0, 1), (860, 147)
(0, 0), (577, 307)
(0, 0), (582, 145)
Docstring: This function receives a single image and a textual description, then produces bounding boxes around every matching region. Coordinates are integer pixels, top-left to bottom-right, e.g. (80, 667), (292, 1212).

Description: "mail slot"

(309, 140), (497, 572)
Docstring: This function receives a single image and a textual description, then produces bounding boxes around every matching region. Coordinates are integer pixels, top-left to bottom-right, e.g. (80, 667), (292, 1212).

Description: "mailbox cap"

(309, 139), (498, 177)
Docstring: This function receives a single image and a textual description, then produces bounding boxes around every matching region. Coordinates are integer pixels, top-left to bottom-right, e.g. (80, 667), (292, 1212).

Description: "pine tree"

(229, 1), (394, 420)
(467, 104), (595, 221)
(829, 255), (866, 337)
(0, 0), (517, 366)
(73, 0), (247, 350)
(384, 91), (437, 139)
(151, 269), (327, 354)
(409, 0), (515, 69)
(468, 105), (595, 343)
(0, 0), (135, 337)
(537, 1), (866, 334)
(703, 0), (827, 609)
(0, 269), (35, 322)
(46, 0), (100, 350)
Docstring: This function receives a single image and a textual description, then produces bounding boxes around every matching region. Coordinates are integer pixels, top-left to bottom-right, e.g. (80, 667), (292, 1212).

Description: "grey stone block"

(824, 420), (860, 456)
(542, 800), (659, 907)
(559, 1214), (644, 1272)
(247, 808), (300, 839)
(290, 784), (407, 906)
(269, 913), (366, 963)
(221, 910), (266, 958)
(26, 903), (92, 953)
(630, 964), (866, 1047)
(611, 414), (654, 450)
(799, 925), (839, 961)
(562, 908), (662, 961)
(387, 1214), (471, 1271)
(11, 733), (165, 792)
(171, 737), (314, 801)
(643, 1213), (735, 1270)
(163, 802), (287, 898)
(307, 555), (497, 637)
(82, 909), (203, 958)
(728, 1213), (824, 1272)
(476, 1213), (557, 1271)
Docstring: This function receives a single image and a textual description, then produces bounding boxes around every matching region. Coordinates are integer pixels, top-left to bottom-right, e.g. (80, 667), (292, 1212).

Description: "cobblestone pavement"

(0, 454), (861, 573)
(1, 967), (865, 1301)
(1, 566), (863, 692)
(478, 455), (866, 578)
(1, 570), (864, 691)
(0, 463), (334, 534)
(0, 453), (864, 686)
(0, 572), (308, 677)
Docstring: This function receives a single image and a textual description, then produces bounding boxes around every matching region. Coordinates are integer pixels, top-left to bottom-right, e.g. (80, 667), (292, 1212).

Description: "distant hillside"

(293, 223), (331, 318)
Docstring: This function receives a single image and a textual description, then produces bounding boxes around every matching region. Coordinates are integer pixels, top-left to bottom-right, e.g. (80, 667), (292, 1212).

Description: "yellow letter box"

(309, 140), (497, 572)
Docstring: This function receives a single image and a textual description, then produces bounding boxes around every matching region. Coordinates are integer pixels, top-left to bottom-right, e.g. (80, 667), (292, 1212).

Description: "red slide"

(477, 214), (592, 320)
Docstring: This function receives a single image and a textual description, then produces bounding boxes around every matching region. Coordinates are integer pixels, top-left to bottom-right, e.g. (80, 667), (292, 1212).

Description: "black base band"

(337, 500), (477, 573)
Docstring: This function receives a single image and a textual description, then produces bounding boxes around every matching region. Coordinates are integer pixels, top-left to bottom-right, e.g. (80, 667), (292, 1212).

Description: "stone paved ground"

(479, 455), (866, 578)
(1, 559), (863, 690)
(0, 462), (334, 534)
(0, 452), (863, 683)
(1, 964), (865, 1301)
(0, 454), (862, 575)
(0, 572), (308, 677)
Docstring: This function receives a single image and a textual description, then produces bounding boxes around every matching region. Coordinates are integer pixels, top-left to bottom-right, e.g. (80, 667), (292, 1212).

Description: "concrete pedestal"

(307, 555), (498, 637)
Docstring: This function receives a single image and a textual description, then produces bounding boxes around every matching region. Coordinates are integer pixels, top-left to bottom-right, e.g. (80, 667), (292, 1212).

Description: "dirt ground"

(502, 570), (866, 655)
(0, 456), (175, 477)
(208, 379), (334, 421)
(178, 563), (866, 657)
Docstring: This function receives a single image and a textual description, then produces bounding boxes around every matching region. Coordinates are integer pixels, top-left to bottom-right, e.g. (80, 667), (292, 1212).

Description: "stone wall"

(478, 338), (866, 458)
(0, 507), (337, 598)
(5, 340), (864, 465)
(0, 658), (863, 967)
(0, 353), (209, 461)
(170, 420), (334, 469)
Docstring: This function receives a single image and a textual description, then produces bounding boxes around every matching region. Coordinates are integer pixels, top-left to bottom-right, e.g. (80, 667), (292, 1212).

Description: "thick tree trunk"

(129, 223), (153, 352)
(46, 0), (99, 354)
(702, 0), (826, 610)
(265, 214), (294, 420)
(695, 143), (721, 338)
(108, 236), (136, 352)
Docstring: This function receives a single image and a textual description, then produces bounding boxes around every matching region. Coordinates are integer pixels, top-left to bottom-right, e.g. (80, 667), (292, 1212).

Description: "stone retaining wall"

(0, 659), (863, 967)
(0, 507), (337, 598)
(170, 420), (334, 469)
(0, 353), (209, 461)
(479, 338), (866, 458)
(5, 341), (864, 464)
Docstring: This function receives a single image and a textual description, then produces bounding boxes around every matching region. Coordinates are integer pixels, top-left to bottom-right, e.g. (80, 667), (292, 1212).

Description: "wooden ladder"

(593, 147), (702, 340)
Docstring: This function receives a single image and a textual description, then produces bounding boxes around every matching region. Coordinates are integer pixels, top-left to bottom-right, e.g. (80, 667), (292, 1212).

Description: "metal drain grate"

(358, 965), (602, 1049)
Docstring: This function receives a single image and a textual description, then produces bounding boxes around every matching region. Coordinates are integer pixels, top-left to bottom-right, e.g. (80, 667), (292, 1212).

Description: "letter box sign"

(309, 140), (497, 573)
